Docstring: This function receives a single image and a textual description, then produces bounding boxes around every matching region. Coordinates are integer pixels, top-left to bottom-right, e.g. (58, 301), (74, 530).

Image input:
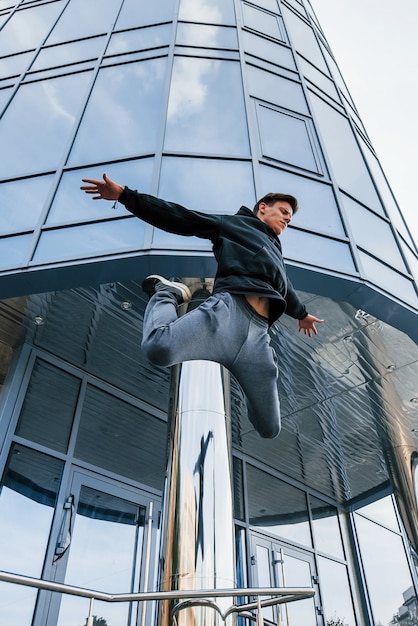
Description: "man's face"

(257, 201), (293, 235)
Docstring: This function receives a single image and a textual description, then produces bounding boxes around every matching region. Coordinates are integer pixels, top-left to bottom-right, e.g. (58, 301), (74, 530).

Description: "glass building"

(0, 0), (417, 625)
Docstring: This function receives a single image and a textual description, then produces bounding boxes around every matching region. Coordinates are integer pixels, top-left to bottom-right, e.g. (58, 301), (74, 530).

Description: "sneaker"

(141, 275), (192, 305)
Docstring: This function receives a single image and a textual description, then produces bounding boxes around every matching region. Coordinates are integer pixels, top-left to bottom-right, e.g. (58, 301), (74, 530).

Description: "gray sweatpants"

(141, 291), (280, 439)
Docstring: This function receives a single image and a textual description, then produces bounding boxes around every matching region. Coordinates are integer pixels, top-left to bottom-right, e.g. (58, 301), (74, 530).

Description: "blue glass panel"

(259, 164), (345, 237)
(152, 230), (212, 250)
(0, 72), (92, 178)
(282, 5), (328, 72)
(33, 218), (146, 263)
(355, 514), (414, 626)
(358, 250), (417, 305)
(242, 4), (285, 41)
(246, 65), (309, 114)
(46, 0), (121, 44)
(241, 31), (296, 70)
(159, 157), (255, 213)
(257, 104), (320, 173)
(0, 51), (31, 78)
(0, 233), (32, 269)
(47, 159), (154, 226)
(115, 0), (175, 29)
(164, 58), (249, 156)
(105, 25), (171, 56)
(298, 57), (340, 102)
(0, 2), (63, 56)
(178, 0), (236, 25)
(310, 496), (344, 558)
(357, 496), (399, 532)
(341, 194), (406, 272)
(0, 87), (13, 112)
(281, 228), (355, 273)
(176, 23), (238, 48)
(0, 175), (54, 234)
(317, 557), (356, 626)
(31, 37), (106, 71)
(401, 240), (418, 285)
(309, 93), (383, 212)
(68, 58), (168, 166)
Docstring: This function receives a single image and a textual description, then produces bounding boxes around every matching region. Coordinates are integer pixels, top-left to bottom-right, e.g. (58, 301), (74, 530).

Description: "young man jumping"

(81, 173), (323, 438)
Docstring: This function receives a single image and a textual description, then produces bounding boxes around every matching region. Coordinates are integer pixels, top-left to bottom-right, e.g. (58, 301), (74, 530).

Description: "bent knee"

(141, 338), (174, 367)
(259, 422), (281, 439)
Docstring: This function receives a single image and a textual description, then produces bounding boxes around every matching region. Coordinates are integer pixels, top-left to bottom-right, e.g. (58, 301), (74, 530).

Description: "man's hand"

(80, 172), (124, 201)
(298, 314), (324, 337)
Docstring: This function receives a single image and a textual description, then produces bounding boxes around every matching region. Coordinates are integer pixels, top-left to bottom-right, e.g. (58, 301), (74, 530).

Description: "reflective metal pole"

(157, 360), (236, 626)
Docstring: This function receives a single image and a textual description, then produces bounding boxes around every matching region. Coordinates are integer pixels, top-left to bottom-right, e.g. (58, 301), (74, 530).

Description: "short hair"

(253, 192), (298, 215)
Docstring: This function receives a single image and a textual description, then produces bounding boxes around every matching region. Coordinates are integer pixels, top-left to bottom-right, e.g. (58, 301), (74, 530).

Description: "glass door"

(250, 533), (323, 626)
(38, 469), (158, 626)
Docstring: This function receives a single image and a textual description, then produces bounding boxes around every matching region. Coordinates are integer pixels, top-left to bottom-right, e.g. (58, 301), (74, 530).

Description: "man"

(81, 173), (323, 439)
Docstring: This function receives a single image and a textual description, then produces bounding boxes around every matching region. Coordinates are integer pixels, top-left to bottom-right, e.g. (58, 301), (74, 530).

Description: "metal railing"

(0, 569), (314, 625)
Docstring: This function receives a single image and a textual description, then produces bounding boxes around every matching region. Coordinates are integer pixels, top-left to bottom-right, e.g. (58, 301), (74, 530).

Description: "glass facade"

(0, 1), (417, 625)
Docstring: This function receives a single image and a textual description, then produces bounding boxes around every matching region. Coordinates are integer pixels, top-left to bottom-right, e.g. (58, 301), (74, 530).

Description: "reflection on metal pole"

(157, 360), (236, 626)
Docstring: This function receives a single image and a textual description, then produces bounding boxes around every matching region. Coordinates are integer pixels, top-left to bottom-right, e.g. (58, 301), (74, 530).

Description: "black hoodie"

(119, 187), (308, 325)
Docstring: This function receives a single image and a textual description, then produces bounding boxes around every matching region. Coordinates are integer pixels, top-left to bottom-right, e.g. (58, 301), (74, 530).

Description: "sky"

(310, 0), (418, 246)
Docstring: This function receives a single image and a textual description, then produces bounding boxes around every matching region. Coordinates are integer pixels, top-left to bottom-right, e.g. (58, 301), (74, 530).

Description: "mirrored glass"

(309, 92), (383, 213)
(46, 0), (121, 44)
(358, 250), (417, 305)
(299, 56), (340, 102)
(0, 2), (63, 56)
(33, 217), (146, 264)
(242, 4), (285, 41)
(356, 495), (399, 532)
(179, 0), (236, 25)
(164, 58), (249, 156)
(0, 174), (53, 235)
(116, 0), (175, 29)
(106, 25), (171, 56)
(30, 37), (105, 71)
(341, 194), (406, 272)
(241, 31), (296, 70)
(317, 557), (356, 626)
(0, 51), (32, 78)
(159, 156), (255, 213)
(354, 514), (414, 626)
(310, 496), (344, 558)
(246, 65), (309, 114)
(68, 58), (168, 166)
(259, 164), (345, 237)
(282, 5), (327, 72)
(400, 240), (418, 285)
(176, 23), (238, 48)
(0, 72), (92, 178)
(47, 159), (154, 226)
(257, 104), (320, 173)
(281, 227), (355, 273)
(0, 444), (63, 625)
(0, 233), (32, 269)
(247, 465), (312, 547)
(0, 86), (13, 111)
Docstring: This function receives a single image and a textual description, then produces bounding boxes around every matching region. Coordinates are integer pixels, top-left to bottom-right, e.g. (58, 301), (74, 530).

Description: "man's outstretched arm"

(80, 172), (124, 201)
(298, 314), (324, 337)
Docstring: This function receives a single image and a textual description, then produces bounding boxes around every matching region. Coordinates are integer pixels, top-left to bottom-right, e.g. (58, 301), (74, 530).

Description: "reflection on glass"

(282, 5), (327, 72)
(176, 23), (238, 48)
(0, 72), (92, 178)
(355, 513), (414, 626)
(179, 0), (236, 25)
(241, 31), (296, 69)
(33, 218), (147, 264)
(47, 158), (154, 226)
(0, 50), (31, 78)
(0, 233), (32, 270)
(0, 86), (13, 112)
(58, 485), (145, 626)
(242, 4), (285, 41)
(46, 0), (120, 44)
(0, 175), (53, 235)
(164, 58), (249, 156)
(256, 542), (275, 622)
(341, 194), (406, 272)
(358, 250), (417, 305)
(0, 2), (62, 56)
(247, 465), (312, 547)
(356, 495), (399, 532)
(106, 25), (171, 56)
(15, 359), (80, 453)
(0, 444), (63, 625)
(30, 37), (105, 71)
(116, 0), (174, 29)
(246, 65), (309, 114)
(310, 496), (344, 558)
(159, 157), (255, 214)
(276, 550), (317, 626)
(68, 58), (167, 165)
(317, 556), (356, 626)
(299, 57), (340, 102)
(257, 105), (320, 173)
(281, 228), (355, 273)
(233, 457), (245, 521)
